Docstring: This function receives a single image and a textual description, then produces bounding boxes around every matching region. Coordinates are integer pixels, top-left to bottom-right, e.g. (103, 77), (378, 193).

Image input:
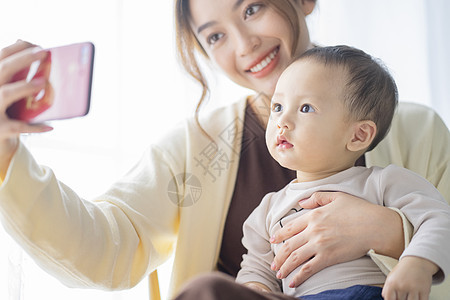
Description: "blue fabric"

(300, 285), (383, 300)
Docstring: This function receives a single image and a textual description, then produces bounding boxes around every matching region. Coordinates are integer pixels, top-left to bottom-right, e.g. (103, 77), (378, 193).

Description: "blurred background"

(0, 0), (449, 299)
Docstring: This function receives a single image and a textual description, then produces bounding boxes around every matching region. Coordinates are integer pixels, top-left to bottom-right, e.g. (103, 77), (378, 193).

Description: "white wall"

(308, 0), (449, 127)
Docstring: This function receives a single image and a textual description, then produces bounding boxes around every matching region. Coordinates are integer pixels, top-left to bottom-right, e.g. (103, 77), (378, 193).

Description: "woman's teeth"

(249, 48), (278, 73)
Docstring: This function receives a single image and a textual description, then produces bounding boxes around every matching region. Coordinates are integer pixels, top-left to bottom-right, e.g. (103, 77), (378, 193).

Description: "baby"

(236, 45), (450, 299)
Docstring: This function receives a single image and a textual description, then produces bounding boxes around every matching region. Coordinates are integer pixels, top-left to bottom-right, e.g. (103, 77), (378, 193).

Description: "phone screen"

(6, 42), (95, 123)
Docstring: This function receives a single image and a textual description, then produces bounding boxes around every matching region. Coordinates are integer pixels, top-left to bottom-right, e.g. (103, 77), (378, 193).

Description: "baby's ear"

(346, 120), (377, 152)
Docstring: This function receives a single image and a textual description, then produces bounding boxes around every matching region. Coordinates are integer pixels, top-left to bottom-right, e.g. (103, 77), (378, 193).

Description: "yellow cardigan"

(0, 99), (448, 299)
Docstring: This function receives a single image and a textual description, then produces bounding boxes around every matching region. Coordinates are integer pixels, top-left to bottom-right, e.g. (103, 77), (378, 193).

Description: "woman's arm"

(0, 41), (185, 290)
(0, 141), (179, 289)
(269, 192), (404, 287)
(0, 41), (53, 179)
(366, 102), (450, 203)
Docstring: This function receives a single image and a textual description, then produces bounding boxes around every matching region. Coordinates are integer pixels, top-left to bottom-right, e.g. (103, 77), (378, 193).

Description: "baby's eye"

(271, 103), (283, 113)
(300, 104), (315, 113)
(245, 3), (263, 19)
(207, 33), (224, 45)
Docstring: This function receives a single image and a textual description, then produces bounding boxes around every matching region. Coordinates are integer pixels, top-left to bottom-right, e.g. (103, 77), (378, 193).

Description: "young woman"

(0, 0), (448, 299)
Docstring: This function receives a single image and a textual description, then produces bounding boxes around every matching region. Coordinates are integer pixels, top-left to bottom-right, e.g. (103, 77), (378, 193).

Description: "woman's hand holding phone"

(0, 41), (53, 179)
(0, 40), (94, 179)
(6, 46), (54, 122)
(5, 41), (94, 124)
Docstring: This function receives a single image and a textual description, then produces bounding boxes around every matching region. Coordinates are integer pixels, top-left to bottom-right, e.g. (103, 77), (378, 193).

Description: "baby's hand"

(382, 256), (438, 300)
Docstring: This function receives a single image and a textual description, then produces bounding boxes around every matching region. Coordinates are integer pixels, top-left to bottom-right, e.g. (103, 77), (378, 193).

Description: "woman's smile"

(246, 46), (280, 78)
(188, 0), (304, 96)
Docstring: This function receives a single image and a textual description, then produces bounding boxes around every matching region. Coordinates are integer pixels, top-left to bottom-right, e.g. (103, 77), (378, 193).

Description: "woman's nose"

(234, 27), (260, 57)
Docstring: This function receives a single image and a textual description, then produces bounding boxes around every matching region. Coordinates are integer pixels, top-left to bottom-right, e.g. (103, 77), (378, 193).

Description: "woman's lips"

(246, 46), (280, 79)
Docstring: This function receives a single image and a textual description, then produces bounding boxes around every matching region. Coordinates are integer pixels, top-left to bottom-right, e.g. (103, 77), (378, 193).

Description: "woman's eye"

(244, 3), (263, 19)
(300, 104), (315, 113)
(207, 33), (224, 45)
(272, 103), (283, 113)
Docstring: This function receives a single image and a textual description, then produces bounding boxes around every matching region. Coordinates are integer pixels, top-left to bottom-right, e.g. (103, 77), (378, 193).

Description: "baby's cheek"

(266, 119), (277, 135)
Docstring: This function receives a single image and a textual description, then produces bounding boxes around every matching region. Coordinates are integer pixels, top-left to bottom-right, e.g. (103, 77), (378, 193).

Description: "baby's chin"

(279, 162), (296, 171)
(272, 155), (297, 171)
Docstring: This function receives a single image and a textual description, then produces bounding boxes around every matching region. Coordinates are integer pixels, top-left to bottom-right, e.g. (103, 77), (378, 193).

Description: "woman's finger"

(298, 191), (345, 209)
(0, 120), (53, 138)
(0, 77), (47, 111)
(270, 211), (308, 244)
(287, 254), (330, 287)
(407, 293), (419, 300)
(275, 243), (315, 281)
(0, 40), (36, 60)
(0, 46), (48, 85)
(397, 291), (407, 300)
(272, 230), (308, 272)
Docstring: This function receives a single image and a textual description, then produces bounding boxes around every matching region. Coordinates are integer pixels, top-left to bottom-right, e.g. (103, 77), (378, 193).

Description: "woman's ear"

(301, 0), (316, 16)
(347, 120), (377, 152)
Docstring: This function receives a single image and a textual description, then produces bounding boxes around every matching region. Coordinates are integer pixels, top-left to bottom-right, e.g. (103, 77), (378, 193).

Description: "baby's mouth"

(277, 135), (293, 149)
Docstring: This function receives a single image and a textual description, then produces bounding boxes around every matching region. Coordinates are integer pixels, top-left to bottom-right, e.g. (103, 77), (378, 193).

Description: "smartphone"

(6, 42), (95, 123)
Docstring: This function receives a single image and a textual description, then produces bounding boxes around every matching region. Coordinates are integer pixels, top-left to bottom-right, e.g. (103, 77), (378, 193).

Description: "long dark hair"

(174, 0), (316, 133)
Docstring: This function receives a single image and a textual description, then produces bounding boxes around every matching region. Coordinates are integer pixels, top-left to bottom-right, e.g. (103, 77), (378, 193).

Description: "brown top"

(216, 102), (296, 277)
(216, 100), (366, 277)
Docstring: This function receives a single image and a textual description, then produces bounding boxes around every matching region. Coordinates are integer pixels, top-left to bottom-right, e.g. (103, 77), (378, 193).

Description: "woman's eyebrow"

(197, 0), (244, 34)
(197, 21), (217, 34)
(232, 0), (244, 11)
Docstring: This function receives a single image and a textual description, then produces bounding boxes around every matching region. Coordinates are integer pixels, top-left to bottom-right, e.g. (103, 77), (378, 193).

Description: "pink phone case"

(6, 42), (95, 123)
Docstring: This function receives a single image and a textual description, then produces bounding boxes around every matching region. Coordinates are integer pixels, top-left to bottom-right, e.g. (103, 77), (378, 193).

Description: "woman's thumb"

(299, 191), (335, 208)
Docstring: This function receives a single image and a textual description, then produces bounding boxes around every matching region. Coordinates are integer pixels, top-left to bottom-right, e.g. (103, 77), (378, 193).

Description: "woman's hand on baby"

(382, 256), (437, 300)
(269, 191), (404, 288)
(0, 41), (53, 177)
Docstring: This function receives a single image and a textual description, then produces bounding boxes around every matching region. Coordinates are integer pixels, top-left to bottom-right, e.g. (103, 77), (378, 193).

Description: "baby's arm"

(382, 256), (438, 300)
(244, 282), (271, 292)
(236, 193), (282, 293)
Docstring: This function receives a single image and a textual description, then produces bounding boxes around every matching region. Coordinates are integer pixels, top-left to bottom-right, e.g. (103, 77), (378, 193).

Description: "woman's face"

(189, 0), (314, 97)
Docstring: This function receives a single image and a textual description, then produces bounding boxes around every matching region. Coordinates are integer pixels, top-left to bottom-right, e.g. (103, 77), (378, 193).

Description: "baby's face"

(266, 59), (355, 178)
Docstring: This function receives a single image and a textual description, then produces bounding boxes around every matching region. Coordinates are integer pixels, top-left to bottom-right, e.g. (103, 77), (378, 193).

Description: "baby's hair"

(295, 45), (398, 151)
